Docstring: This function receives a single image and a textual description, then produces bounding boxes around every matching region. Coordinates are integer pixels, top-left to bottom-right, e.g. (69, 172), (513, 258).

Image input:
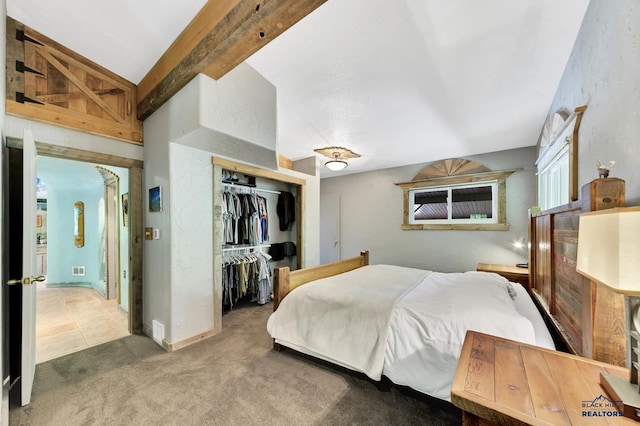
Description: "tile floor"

(35, 282), (130, 364)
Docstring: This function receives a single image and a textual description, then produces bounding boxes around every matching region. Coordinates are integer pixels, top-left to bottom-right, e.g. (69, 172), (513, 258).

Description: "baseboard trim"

(46, 281), (93, 289)
(46, 281), (105, 297)
(162, 326), (221, 352)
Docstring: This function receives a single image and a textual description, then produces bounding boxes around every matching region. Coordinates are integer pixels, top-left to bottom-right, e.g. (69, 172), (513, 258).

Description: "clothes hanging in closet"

(276, 191), (295, 231)
(222, 191), (269, 246)
(269, 241), (297, 261)
(222, 250), (272, 311)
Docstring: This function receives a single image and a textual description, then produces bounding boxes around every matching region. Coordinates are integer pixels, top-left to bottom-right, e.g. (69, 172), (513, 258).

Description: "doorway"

(6, 136), (144, 358)
(95, 165), (121, 301)
(320, 193), (341, 264)
(35, 157), (129, 363)
(7, 137), (144, 333)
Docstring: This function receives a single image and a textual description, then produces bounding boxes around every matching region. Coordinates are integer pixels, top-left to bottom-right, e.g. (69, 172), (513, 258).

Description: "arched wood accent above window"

(396, 159), (517, 231)
(412, 159), (490, 180)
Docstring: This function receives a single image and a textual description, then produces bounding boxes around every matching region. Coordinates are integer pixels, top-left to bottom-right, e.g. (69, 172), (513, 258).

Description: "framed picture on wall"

(122, 193), (130, 226)
(149, 186), (162, 212)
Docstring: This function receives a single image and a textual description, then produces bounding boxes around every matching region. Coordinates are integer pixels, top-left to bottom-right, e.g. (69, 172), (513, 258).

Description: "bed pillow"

(384, 270), (537, 401)
(461, 271), (518, 300)
(395, 271), (536, 347)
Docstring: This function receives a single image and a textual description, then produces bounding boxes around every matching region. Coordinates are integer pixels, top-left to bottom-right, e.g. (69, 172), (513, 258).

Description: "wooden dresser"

(451, 331), (634, 425)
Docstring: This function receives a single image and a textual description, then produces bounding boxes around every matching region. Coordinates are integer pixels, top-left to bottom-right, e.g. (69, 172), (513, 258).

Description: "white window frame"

(537, 143), (570, 211)
(396, 169), (514, 231)
(535, 108), (583, 211)
(409, 181), (499, 225)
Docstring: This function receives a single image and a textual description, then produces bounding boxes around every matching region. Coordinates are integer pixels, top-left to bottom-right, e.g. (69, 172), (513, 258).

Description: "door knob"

(7, 275), (46, 286)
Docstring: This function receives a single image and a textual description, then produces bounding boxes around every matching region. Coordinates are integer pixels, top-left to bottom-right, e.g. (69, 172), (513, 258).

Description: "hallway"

(35, 282), (129, 363)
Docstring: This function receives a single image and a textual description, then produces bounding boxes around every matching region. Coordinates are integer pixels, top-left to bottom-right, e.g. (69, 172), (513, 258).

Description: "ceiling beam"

(136, 0), (327, 121)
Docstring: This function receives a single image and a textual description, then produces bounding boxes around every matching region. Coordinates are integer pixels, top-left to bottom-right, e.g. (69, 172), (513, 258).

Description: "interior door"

(320, 193), (341, 264)
(20, 130), (38, 405)
(2, 137), (11, 423)
(6, 130), (38, 406)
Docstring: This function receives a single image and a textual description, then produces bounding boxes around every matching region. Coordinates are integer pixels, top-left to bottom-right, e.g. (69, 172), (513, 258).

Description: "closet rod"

(222, 182), (282, 195)
(255, 188), (281, 195)
(222, 244), (271, 252)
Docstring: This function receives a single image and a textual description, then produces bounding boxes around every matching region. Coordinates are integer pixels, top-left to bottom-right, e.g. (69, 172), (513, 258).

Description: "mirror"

(74, 201), (84, 247)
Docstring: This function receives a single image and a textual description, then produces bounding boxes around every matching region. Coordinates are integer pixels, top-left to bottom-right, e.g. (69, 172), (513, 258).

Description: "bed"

(267, 251), (555, 401)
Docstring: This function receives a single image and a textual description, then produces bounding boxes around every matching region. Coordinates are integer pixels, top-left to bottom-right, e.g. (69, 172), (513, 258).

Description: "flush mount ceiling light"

(314, 146), (361, 171)
(325, 152), (348, 171)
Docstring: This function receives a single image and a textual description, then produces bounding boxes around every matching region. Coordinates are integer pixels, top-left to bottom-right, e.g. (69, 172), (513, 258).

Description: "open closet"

(212, 157), (305, 330)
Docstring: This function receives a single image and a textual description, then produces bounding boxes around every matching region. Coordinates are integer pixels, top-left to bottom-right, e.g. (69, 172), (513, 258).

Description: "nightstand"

(476, 263), (529, 288)
(451, 331), (634, 425)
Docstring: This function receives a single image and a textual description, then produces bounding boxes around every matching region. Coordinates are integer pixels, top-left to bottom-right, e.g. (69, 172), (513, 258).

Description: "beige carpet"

(10, 303), (461, 425)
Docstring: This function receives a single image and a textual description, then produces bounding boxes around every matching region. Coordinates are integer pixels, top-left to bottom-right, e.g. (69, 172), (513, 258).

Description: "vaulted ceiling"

(7, 0), (590, 176)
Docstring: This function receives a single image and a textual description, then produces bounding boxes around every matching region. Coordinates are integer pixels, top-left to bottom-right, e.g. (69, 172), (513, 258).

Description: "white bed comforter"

(384, 270), (538, 400)
(267, 265), (542, 400)
(267, 264), (430, 380)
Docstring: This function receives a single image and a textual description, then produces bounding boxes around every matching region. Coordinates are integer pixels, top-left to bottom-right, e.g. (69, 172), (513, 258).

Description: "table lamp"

(576, 206), (640, 421)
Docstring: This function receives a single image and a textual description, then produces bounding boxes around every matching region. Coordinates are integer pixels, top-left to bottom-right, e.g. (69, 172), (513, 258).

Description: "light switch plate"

(153, 228), (160, 239)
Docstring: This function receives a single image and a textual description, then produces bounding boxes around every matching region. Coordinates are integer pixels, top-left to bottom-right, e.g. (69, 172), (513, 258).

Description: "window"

(537, 141), (570, 211)
(396, 165), (514, 231)
(535, 106), (585, 210)
(410, 182), (498, 225)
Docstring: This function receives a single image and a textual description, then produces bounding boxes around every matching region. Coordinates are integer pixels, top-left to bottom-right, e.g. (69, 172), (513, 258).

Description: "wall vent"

(152, 320), (165, 346)
(71, 266), (86, 276)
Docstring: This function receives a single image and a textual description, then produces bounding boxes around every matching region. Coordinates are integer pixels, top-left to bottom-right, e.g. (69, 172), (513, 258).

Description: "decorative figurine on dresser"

(597, 160), (616, 178)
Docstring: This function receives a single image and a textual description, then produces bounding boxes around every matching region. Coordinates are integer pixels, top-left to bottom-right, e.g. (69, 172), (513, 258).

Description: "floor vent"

(71, 266), (86, 276)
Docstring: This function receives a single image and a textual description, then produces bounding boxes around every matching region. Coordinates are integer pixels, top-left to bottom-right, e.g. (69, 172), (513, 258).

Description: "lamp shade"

(576, 207), (640, 293)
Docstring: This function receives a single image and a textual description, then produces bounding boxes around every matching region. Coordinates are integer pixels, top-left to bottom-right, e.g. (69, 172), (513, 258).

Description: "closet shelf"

(222, 244), (271, 252)
(222, 179), (255, 187)
(222, 181), (281, 195)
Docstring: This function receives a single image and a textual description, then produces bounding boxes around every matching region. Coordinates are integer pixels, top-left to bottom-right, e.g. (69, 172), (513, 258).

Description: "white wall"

(162, 68), (279, 170)
(143, 68), (320, 346)
(168, 143), (215, 340)
(542, 0), (640, 204)
(199, 64), (278, 155)
(320, 147), (536, 272)
(141, 103), (172, 341)
(5, 116), (143, 162)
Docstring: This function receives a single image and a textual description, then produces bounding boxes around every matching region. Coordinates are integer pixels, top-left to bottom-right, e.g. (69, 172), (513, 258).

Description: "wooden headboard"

(529, 179), (626, 366)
